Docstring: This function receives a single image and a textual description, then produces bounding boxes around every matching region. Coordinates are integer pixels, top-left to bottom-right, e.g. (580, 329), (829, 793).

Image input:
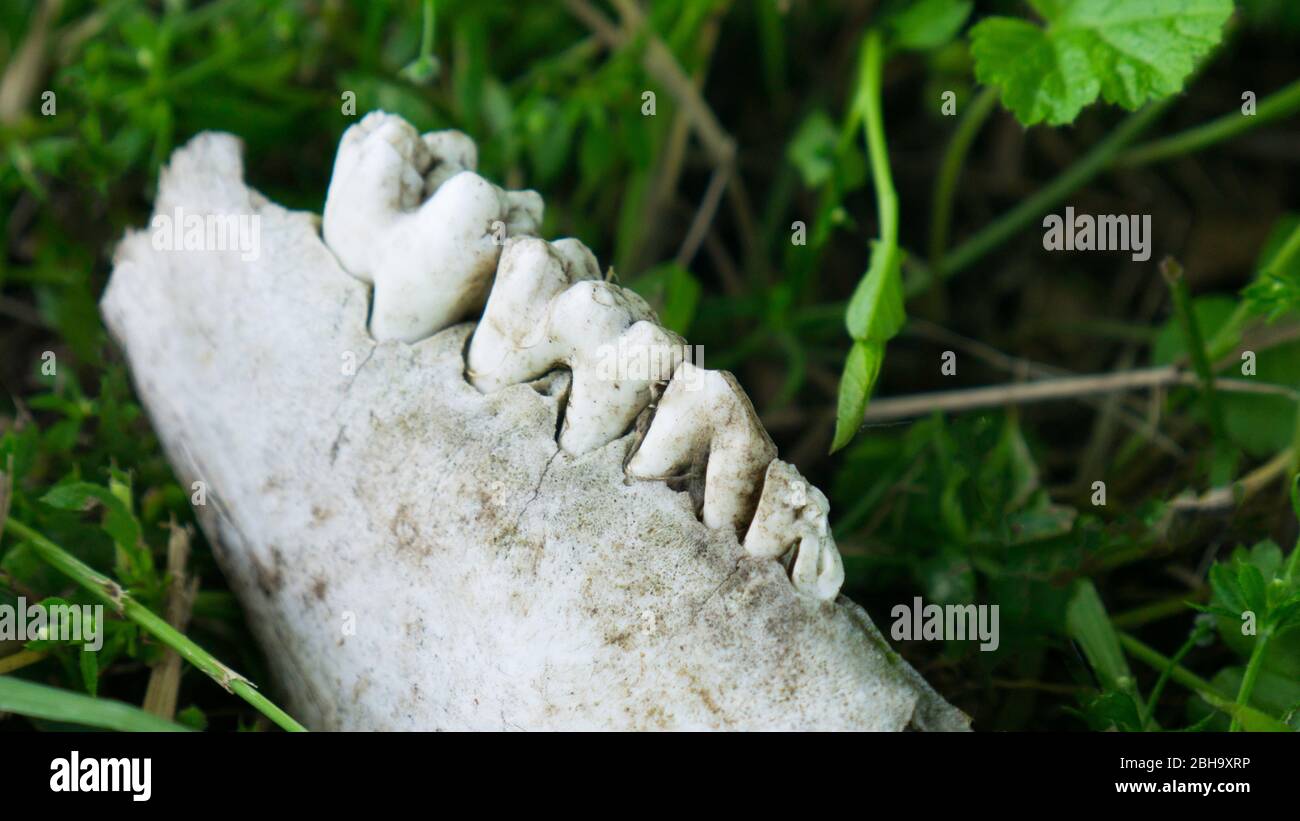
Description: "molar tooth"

(420, 129), (478, 193)
(551, 238), (601, 281)
(466, 237), (584, 392)
(560, 314), (683, 454)
(466, 238), (683, 454)
(626, 362), (776, 532)
(323, 112), (542, 343)
(743, 460), (845, 601)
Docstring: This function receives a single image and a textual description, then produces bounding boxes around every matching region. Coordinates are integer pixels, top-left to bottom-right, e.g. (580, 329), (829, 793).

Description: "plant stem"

(4, 518), (308, 732)
(1112, 590), (1204, 629)
(1162, 257), (1227, 443)
(911, 98), (1174, 297)
(1118, 631), (1224, 701)
(1118, 77), (1300, 167)
(1231, 625), (1273, 732)
(1145, 622), (1209, 725)
(929, 86), (997, 267)
(861, 30), (897, 258)
(419, 0), (435, 62)
(0, 648), (47, 675)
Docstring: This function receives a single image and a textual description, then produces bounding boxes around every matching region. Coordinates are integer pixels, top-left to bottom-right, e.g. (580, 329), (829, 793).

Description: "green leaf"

(1236, 561), (1268, 615)
(886, 0), (973, 51)
(1209, 561), (1248, 615)
(1270, 597), (1300, 634)
(1081, 690), (1144, 731)
(1195, 682), (1294, 732)
(787, 110), (839, 188)
(177, 704), (209, 731)
(832, 241), (904, 452)
(1066, 579), (1136, 695)
(0, 676), (190, 732)
(40, 480), (154, 590)
(831, 340), (883, 453)
(970, 0), (1233, 126)
(846, 241), (906, 342)
(1242, 216), (1300, 322)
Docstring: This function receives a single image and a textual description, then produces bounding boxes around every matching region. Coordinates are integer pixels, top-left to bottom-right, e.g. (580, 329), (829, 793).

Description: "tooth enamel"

(744, 460), (845, 601)
(467, 237), (684, 454)
(323, 112), (543, 343)
(420, 129), (478, 193)
(626, 362), (777, 532)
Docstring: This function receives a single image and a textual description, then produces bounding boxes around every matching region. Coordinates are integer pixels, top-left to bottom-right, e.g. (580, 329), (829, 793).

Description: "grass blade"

(0, 675), (191, 732)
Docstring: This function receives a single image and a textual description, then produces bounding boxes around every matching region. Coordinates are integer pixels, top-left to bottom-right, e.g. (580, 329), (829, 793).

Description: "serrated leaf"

(1269, 597), (1300, 634)
(1209, 562), (1248, 615)
(1236, 561), (1268, 615)
(970, 0), (1233, 126)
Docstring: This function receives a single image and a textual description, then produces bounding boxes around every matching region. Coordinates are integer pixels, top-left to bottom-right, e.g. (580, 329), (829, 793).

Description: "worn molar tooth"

(626, 362), (777, 532)
(322, 111), (543, 343)
(550, 236), (602, 281)
(504, 189), (544, 237)
(420, 129), (478, 192)
(743, 459), (845, 601)
(467, 236), (684, 454)
(561, 311), (684, 454)
(420, 129), (544, 236)
(323, 112), (428, 279)
(466, 237), (591, 392)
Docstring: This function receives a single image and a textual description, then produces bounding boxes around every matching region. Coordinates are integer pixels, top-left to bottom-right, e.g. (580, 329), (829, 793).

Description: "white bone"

(99, 127), (970, 731)
(744, 460), (845, 601)
(467, 237), (685, 454)
(322, 111), (542, 343)
(626, 362), (777, 532)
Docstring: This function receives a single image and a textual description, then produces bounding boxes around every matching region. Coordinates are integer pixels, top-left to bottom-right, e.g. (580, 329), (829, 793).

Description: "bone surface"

(101, 124), (969, 731)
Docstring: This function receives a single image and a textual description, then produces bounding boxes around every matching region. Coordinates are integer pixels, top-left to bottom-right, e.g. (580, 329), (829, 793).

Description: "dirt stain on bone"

(389, 503), (424, 554)
(249, 546), (285, 598)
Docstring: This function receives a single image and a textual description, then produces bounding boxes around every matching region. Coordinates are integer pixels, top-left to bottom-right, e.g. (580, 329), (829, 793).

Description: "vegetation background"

(2, 0), (1299, 731)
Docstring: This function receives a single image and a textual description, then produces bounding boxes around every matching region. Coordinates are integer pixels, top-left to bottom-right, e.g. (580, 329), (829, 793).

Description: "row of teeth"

(322, 112), (844, 602)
